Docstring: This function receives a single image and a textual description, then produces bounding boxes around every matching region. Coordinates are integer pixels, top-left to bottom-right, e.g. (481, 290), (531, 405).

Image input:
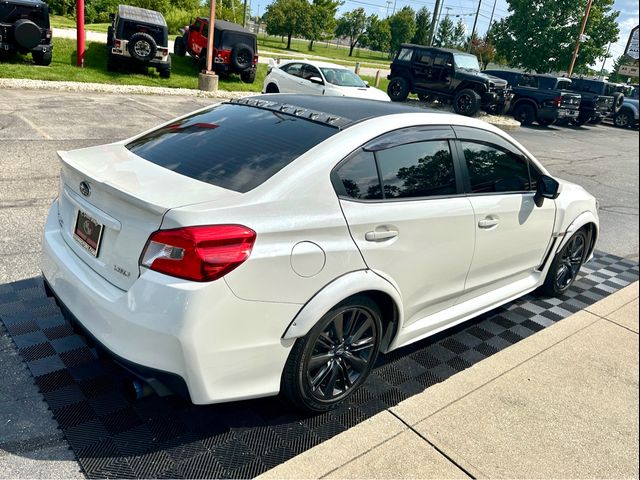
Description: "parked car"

(173, 18), (257, 83)
(564, 78), (619, 126)
(41, 95), (598, 412)
(106, 5), (171, 78)
(387, 44), (512, 116)
(263, 59), (390, 101)
(612, 85), (638, 128)
(0, 0), (52, 65)
(483, 70), (581, 126)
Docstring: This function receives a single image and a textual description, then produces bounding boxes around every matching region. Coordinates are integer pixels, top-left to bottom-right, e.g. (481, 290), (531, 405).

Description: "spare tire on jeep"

(127, 32), (157, 62)
(14, 19), (41, 50)
(231, 43), (253, 71)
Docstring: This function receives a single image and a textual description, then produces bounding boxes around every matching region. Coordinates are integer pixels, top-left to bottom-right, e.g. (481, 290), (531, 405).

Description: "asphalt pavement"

(0, 89), (638, 478)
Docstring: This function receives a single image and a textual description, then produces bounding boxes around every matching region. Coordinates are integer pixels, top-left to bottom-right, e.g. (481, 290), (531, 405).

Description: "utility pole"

(243, 0), (247, 27)
(488, 0), (497, 29)
(392, 0), (397, 15)
(428, 0), (442, 46)
(468, 0), (482, 52)
(76, 0), (85, 67)
(599, 41), (612, 77)
(385, 0), (392, 18)
(255, 3), (260, 34)
(568, 0), (594, 77)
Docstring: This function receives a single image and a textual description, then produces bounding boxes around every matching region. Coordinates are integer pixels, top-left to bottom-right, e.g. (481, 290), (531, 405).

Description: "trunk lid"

(57, 143), (239, 290)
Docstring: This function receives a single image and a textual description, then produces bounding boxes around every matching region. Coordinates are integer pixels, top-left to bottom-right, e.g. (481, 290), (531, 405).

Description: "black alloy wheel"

(453, 89), (481, 116)
(542, 229), (588, 296)
(387, 77), (409, 102)
(282, 296), (382, 412)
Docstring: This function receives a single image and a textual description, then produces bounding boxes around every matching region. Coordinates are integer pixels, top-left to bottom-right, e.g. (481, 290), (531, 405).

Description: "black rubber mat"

(0, 251), (637, 479)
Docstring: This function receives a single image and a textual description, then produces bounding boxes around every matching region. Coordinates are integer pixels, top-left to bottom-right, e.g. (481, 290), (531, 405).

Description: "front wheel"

(453, 89), (481, 116)
(570, 113), (590, 127)
(387, 77), (409, 102)
(613, 110), (633, 128)
(281, 296), (382, 413)
(541, 229), (588, 296)
(32, 50), (52, 66)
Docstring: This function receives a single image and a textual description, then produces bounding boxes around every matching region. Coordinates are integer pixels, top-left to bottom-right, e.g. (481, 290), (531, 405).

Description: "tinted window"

(397, 48), (413, 61)
(376, 141), (457, 199)
(518, 75), (538, 88)
(417, 50), (434, 65)
(127, 104), (337, 193)
(282, 63), (303, 77)
(462, 142), (533, 193)
(433, 53), (450, 66)
(302, 64), (321, 80)
(335, 150), (382, 200)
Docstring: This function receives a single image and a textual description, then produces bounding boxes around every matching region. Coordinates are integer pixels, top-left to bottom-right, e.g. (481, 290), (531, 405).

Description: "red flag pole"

(77, 0), (85, 67)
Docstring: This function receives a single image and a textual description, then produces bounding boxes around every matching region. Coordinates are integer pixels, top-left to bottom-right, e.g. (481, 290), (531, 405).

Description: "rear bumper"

(41, 199), (300, 404)
(0, 41), (52, 53)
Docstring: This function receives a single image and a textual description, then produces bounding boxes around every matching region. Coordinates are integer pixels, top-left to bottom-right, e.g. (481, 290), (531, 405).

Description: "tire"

(613, 109), (633, 128)
(198, 50), (207, 72)
(107, 26), (114, 47)
(387, 77), (410, 102)
(541, 229), (588, 297)
(127, 32), (157, 62)
(32, 50), (52, 66)
(569, 113), (590, 127)
(240, 68), (256, 83)
(157, 56), (171, 78)
(265, 83), (279, 93)
(14, 19), (41, 50)
(453, 88), (481, 116)
(231, 42), (254, 71)
(512, 103), (536, 125)
(174, 36), (186, 57)
(281, 295), (383, 413)
(611, 92), (624, 113)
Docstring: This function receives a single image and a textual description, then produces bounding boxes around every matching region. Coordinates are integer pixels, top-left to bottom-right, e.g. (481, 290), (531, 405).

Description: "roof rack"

(228, 97), (350, 129)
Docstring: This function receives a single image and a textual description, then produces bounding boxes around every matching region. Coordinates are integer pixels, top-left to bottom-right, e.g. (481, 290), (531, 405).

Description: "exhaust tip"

(124, 379), (155, 401)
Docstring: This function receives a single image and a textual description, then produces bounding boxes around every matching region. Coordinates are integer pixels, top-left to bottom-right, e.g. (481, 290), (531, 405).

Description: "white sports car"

(41, 95), (598, 412)
(263, 59), (390, 101)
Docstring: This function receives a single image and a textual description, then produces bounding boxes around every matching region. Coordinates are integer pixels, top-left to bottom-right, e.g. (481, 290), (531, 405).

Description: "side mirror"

(534, 175), (560, 207)
(364, 80), (370, 88)
(309, 76), (324, 85)
(109, 13), (115, 21)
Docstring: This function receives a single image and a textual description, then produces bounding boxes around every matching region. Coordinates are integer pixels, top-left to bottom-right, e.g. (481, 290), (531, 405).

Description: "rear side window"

(335, 150), (382, 200)
(376, 141), (457, 199)
(461, 141), (534, 193)
(127, 104), (337, 193)
(282, 63), (303, 77)
(396, 48), (413, 61)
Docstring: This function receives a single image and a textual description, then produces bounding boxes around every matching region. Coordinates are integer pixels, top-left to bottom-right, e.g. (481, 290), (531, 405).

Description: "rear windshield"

(120, 21), (167, 45)
(0, 3), (49, 27)
(126, 103), (337, 193)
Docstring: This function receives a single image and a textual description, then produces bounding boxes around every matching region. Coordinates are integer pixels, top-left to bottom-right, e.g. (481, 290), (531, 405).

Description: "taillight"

(141, 225), (256, 282)
(114, 39), (121, 48)
(45, 29), (52, 39)
(554, 95), (562, 108)
(253, 55), (258, 65)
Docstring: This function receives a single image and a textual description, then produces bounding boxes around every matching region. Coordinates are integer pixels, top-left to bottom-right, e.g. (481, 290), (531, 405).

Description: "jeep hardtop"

(0, 0), (52, 65)
(387, 44), (512, 116)
(107, 4), (171, 78)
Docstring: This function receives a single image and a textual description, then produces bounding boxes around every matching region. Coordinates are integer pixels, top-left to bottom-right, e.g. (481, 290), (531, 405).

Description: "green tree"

(388, 6), (416, 54)
(362, 15), (391, 52)
(434, 15), (455, 48)
(263, 0), (311, 50)
(491, 0), (620, 73)
(335, 8), (369, 56)
(452, 18), (467, 49)
(470, 35), (497, 69)
(412, 7), (432, 45)
(305, 0), (341, 51)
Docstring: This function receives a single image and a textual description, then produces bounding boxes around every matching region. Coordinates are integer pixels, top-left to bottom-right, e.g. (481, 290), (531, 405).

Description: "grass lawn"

(0, 38), (266, 92)
(258, 35), (390, 69)
(50, 15), (110, 33)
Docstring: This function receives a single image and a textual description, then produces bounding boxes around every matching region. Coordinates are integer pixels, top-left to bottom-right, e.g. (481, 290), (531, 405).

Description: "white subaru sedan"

(263, 59), (390, 101)
(41, 95), (598, 412)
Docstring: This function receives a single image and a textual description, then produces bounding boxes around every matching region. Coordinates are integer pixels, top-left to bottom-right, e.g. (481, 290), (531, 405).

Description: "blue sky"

(250, 0), (638, 70)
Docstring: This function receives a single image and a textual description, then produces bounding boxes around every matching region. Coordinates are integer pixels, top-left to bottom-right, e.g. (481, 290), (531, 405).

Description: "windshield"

(320, 68), (366, 87)
(454, 54), (480, 71)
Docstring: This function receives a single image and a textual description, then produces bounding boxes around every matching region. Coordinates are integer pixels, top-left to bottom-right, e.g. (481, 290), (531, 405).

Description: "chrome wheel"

(134, 41), (151, 58)
(305, 307), (377, 402)
(555, 234), (586, 291)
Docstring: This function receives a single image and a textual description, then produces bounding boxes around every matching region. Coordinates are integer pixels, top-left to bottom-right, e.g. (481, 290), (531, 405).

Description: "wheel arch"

(282, 270), (403, 353)
(455, 81), (486, 95)
(512, 97), (538, 112)
(555, 212), (599, 262)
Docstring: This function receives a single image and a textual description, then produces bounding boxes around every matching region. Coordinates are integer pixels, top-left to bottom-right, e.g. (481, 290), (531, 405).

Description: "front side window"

(417, 51), (434, 65)
(376, 141), (457, 199)
(302, 64), (322, 80)
(335, 150), (382, 200)
(397, 48), (413, 61)
(433, 53), (451, 67)
(462, 141), (534, 193)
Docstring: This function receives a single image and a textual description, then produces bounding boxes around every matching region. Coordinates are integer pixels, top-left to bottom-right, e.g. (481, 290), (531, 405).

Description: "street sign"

(619, 64), (639, 77)
(624, 25), (639, 60)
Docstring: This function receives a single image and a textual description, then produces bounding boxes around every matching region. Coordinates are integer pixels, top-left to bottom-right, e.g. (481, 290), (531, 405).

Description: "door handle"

(478, 218), (499, 229)
(365, 230), (399, 241)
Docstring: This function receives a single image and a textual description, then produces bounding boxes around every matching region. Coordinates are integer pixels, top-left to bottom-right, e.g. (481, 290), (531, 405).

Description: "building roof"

(118, 4), (166, 27)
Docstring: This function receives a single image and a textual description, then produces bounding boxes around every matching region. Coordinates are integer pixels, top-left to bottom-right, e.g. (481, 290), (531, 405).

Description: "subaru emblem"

(79, 181), (91, 197)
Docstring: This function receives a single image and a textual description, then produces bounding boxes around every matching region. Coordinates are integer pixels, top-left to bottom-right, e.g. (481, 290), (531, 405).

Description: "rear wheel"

(128, 32), (157, 62)
(387, 77), (409, 102)
(541, 229), (588, 296)
(453, 89), (481, 116)
(32, 50), (52, 66)
(537, 117), (554, 127)
(240, 68), (256, 84)
(282, 296), (382, 413)
(231, 43), (254, 71)
(157, 56), (171, 78)
(513, 103), (536, 125)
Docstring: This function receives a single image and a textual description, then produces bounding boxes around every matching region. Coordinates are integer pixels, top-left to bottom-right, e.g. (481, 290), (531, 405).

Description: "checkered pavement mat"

(0, 251), (637, 479)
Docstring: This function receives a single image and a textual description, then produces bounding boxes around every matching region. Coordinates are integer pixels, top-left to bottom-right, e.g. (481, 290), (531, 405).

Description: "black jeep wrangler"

(0, 0), (52, 65)
(173, 18), (258, 83)
(387, 44), (512, 116)
(107, 5), (171, 78)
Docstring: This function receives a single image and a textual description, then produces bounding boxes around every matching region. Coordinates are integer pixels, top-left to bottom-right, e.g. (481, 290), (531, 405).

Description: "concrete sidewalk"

(260, 282), (639, 479)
